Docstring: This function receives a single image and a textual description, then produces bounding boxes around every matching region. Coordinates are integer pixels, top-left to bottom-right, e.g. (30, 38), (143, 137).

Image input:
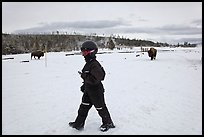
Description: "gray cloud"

(100, 24), (201, 36)
(13, 19), (202, 44)
(191, 19), (202, 26)
(14, 20), (129, 33)
(15, 20), (201, 36)
(155, 25), (202, 35)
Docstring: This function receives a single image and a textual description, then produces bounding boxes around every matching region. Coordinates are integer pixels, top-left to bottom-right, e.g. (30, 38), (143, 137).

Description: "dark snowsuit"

(73, 55), (113, 128)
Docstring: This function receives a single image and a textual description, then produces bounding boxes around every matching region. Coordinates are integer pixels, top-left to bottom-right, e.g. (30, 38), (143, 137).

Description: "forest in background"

(2, 33), (197, 55)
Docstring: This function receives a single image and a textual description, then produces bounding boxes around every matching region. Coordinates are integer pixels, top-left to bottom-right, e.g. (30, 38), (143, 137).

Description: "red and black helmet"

(81, 40), (98, 57)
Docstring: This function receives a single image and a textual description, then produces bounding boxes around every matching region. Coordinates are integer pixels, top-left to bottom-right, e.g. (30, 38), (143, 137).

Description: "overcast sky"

(2, 2), (202, 44)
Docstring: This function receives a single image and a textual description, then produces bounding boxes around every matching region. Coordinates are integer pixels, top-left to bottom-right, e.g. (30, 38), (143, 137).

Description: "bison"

(148, 47), (157, 60)
(31, 51), (44, 59)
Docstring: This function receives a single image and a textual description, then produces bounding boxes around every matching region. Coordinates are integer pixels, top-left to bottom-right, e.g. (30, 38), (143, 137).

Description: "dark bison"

(148, 48), (157, 60)
(31, 51), (44, 59)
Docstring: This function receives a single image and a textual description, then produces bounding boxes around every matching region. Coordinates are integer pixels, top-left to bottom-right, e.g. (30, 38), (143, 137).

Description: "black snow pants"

(74, 88), (113, 127)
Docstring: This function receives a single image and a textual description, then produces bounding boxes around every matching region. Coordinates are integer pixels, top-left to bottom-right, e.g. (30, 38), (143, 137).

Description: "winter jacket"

(81, 59), (105, 92)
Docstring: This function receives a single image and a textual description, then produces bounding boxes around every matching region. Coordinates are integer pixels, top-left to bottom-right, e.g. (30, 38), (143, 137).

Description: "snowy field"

(2, 46), (202, 135)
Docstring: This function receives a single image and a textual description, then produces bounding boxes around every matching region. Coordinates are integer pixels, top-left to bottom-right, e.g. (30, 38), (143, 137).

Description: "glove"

(81, 71), (89, 79)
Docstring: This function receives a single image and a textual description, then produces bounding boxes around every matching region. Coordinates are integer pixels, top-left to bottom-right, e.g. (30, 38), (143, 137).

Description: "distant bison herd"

(30, 48), (157, 61)
(147, 47), (157, 60)
(31, 51), (44, 59)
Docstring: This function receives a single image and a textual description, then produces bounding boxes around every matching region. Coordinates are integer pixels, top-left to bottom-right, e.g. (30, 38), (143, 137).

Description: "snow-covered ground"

(2, 46), (202, 135)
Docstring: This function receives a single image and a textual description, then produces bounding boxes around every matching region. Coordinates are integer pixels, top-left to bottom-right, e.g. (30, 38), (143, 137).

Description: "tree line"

(2, 33), (197, 55)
